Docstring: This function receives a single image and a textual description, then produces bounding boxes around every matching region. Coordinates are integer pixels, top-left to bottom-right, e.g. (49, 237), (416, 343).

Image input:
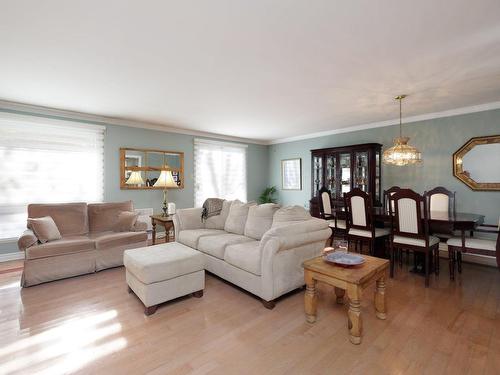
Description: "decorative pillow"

(27, 216), (62, 243)
(205, 200), (232, 230)
(244, 203), (280, 240)
(272, 205), (312, 228)
(114, 211), (139, 232)
(224, 200), (257, 235)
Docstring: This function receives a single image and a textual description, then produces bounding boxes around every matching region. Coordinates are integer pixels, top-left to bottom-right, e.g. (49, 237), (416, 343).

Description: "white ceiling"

(1, 0), (500, 143)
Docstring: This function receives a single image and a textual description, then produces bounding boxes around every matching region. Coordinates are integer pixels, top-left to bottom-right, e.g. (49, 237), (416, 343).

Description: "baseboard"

(0, 252), (25, 263)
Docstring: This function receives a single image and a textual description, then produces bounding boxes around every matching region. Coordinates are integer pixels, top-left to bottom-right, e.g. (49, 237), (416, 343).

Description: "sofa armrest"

(133, 220), (148, 232)
(18, 229), (39, 251)
(261, 219), (330, 252)
(173, 208), (205, 236)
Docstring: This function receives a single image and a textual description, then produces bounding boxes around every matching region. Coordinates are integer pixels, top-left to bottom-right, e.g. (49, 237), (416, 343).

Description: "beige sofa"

(18, 201), (148, 286)
(173, 201), (330, 308)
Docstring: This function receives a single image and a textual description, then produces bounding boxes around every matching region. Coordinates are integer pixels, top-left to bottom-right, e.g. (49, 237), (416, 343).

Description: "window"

(194, 139), (247, 207)
(0, 113), (104, 239)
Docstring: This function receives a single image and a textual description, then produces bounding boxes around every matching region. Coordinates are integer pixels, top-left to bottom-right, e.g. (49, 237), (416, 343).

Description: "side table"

(150, 215), (175, 245)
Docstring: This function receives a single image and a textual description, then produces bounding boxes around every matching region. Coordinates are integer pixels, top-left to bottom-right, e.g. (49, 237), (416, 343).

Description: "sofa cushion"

(88, 201), (134, 232)
(124, 242), (204, 284)
(205, 200), (232, 230)
(244, 203), (280, 240)
(27, 216), (62, 243)
(224, 200), (257, 235)
(28, 202), (88, 236)
(25, 236), (95, 260)
(177, 229), (226, 248)
(198, 233), (254, 259)
(224, 241), (261, 275)
(272, 205), (311, 228)
(92, 231), (148, 250)
(114, 211), (139, 232)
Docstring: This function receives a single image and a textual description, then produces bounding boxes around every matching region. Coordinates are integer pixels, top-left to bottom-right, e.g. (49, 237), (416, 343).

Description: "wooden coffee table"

(303, 254), (389, 344)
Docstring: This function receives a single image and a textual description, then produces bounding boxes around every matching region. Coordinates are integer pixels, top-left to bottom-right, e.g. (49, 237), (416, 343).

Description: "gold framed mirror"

(453, 135), (500, 191)
(120, 148), (184, 190)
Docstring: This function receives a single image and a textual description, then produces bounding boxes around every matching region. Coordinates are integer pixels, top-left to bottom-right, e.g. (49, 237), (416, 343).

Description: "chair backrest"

(424, 186), (456, 215)
(383, 186), (401, 213)
(318, 187), (332, 217)
(390, 189), (428, 241)
(344, 188), (373, 231)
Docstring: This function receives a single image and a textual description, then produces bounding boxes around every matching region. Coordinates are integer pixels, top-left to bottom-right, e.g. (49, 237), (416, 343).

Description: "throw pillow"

(224, 200), (257, 235)
(244, 203), (280, 240)
(271, 205), (312, 228)
(27, 216), (62, 243)
(205, 200), (233, 230)
(114, 211), (139, 232)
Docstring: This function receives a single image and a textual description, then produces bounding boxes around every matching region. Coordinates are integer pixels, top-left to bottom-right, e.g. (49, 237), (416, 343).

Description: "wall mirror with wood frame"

(453, 135), (500, 191)
(120, 148), (184, 190)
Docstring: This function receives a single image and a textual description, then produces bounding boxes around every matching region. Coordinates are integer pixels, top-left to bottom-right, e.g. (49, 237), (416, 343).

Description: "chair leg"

(457, 251), (462, 274)
(434, 247), (439, 275)
(406, 250), (410, 265)
(399, 249), (403, 267)
(425, 252), (430, 288)
(370, 240), (375, 256)
(449, 247), (455, 280)
(390, 243), (395, 278)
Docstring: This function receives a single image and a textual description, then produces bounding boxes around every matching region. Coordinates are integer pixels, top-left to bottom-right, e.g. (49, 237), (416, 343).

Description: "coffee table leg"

(375, 276), (387, 320)
(152, 221), (157, 245)
(304, 271), (318, 323)
(347, 285), (362, 345)
(335, 287), (345, 304)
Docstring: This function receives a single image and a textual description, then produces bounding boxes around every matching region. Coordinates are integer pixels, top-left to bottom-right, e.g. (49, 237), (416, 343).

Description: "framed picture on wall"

(281, 158), (302, 190)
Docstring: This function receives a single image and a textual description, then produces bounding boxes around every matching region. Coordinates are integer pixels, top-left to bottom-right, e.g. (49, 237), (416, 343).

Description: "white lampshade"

(125, 171), (144, 185)
(153, 170), (178, 188)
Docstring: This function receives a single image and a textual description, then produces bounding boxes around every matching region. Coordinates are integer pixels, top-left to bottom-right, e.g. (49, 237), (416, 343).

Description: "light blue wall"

(0, 109), (269, 255)
(269, 109), (500, 224)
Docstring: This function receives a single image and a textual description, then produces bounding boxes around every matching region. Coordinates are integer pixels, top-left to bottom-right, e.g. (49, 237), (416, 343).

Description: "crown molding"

(269, 101), (500, 145)
(0, 99), (268, 145)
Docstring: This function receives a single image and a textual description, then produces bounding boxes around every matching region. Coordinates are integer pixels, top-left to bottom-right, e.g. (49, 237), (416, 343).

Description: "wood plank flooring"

(0, 259), (499, 375)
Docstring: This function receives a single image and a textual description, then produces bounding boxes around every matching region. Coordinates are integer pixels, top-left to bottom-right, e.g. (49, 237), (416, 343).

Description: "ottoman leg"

(145, 305), (158, 316)
(192, 290), (204, 298)
(127, 286), (133, 294)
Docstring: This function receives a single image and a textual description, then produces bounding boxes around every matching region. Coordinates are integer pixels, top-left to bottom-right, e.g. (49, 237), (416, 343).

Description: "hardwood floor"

(0, 259), (499, 375)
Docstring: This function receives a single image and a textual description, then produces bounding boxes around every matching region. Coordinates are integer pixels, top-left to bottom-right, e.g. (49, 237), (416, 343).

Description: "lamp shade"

(153, 170), (178, 188)
(125, 171), (144, 185)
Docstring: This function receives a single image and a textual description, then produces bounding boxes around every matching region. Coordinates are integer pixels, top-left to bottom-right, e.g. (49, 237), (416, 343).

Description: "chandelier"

(383, 95), (422, 166)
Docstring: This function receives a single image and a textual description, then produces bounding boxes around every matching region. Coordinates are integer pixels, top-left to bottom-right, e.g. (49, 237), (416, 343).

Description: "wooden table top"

(150, 214), (175, 222)
(303, 255), (389, 285)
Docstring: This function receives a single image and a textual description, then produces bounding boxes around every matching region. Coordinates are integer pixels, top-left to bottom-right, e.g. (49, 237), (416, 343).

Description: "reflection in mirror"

(453, 135), (500, 191)
(461, 143), (500, 182)
(120, 148), (184, 190)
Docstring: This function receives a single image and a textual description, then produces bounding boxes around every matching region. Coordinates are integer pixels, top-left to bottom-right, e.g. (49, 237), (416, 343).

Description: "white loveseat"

(173, 201), (330, 308)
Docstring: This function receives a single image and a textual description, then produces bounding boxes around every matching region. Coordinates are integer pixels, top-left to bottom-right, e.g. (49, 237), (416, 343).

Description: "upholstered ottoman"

(124, 242), (205, 315)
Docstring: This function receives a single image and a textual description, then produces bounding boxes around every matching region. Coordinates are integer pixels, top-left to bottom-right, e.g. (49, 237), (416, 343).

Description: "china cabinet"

(310, 143), (382, 217)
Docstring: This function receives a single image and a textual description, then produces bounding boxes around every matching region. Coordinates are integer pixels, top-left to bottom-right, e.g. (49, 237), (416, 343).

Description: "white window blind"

(194, 139), (247, 207)
(0, 113), (104, 239)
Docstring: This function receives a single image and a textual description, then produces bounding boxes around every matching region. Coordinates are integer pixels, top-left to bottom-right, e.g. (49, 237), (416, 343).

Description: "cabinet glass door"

(325, 154), (337, 199)
(312, 155), (323, 198)
(339, 153), (351, 196)
(354, 151), (369, 192)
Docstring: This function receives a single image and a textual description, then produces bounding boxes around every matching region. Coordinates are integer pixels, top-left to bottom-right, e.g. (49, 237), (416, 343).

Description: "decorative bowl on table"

(323, 252), (365, 267)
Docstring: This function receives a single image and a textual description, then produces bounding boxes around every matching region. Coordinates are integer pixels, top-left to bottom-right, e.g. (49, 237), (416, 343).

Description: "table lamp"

(125, 171), (144, 186)
(153, 170), (178, 216)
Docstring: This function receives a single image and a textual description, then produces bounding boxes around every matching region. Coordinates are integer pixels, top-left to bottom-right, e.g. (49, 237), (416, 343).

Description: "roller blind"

(194, 139), (247, 207)
(0, 113), (104, 239)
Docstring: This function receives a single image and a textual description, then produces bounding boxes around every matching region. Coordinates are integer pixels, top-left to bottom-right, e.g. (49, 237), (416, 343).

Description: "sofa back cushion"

(224, 200), (256, 235)
(88, 201), (134, 232)
(205, 200), (232, 230)
(244, 203), (280, 240)
(272, 205), (312, 228)
(28, 202), (89, 236)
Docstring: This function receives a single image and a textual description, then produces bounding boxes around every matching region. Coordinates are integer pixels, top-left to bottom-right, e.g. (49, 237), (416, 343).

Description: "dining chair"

(389, 189), (440, 287)
(446, 217), (500, 279)
(383, 186), (401, 213)
(424, 186), (457, 241)
(318, 187), (346, 244)
(344, 188), (390, 256)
